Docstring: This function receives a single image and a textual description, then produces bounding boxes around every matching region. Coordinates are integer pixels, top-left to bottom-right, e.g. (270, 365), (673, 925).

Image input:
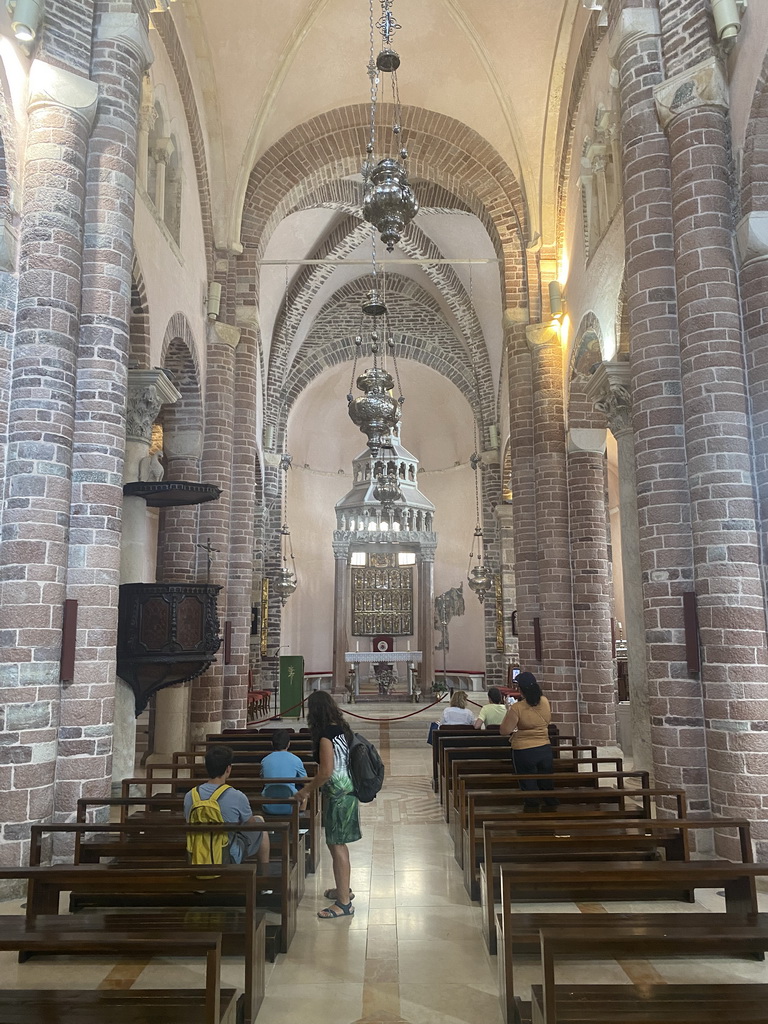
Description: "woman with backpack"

(300, 690), (361, 919)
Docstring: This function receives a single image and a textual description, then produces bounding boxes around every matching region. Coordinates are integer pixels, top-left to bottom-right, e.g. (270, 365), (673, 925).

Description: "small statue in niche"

(138, 449), (165, 482)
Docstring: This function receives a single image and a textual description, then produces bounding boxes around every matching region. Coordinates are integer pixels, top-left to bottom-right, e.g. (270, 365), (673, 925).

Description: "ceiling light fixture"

(467, 450), (494, 604)
(361, 0), (418, 252)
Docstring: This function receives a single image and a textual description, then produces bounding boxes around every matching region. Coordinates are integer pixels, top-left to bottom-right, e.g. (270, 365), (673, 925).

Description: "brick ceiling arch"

(742, 45), (768, 214)
(241, 103), (530, 312)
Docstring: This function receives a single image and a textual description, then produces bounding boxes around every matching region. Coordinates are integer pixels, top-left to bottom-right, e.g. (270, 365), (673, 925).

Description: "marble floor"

(1, 716), (767, 1023)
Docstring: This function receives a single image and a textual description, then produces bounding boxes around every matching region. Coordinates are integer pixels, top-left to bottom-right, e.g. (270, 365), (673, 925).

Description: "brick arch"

(129, 258), (151, 369)
(0, 59), (19, 227)
(741, 46), (768, 215)
(241, 103), (530, 312)
(568, 311), (607, 430)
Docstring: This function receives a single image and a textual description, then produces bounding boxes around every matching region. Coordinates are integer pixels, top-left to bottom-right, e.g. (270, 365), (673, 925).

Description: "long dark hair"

(516, 671), (542, 707)
(306, 690), (353, 757)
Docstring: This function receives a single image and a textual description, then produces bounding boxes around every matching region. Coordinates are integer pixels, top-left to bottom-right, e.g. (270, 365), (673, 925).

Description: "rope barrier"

(246, 691), (450, 725)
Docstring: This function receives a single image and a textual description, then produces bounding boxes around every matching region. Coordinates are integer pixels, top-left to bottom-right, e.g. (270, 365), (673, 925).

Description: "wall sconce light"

(8, 0), (44, 42)
(711, 0), (747, 49)
(549, 280), (564, 321)
(206, 281), (221, 321)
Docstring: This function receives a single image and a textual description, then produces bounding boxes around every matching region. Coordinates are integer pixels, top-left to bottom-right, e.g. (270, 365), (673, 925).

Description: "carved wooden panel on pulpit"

(351, 557), (413, 636)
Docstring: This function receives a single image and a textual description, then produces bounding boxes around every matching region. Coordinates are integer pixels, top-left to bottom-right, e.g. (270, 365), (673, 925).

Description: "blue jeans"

(511, 743), (558, 810)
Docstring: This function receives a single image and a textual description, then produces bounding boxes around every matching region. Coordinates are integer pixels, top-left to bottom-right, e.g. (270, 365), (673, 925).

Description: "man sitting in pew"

(260, 730), (308, 814)
(184, 745), (271, 866)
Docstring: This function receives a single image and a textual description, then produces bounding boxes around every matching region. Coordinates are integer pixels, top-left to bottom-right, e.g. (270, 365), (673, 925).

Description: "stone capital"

(735, 211), (768, 268)
(28, 60), (99, 128)
(97, 13), (154, 70)
(126, 369), (181, 443)
(567, 427), (607, 456)
(153, 136), (175, 164)
(207, 320), (241, 349)
(525, 322), (560, 352)
(332, 537), (351, 559)
(654, 56), (729, 131)
(608, 7), (660, 66)
(585, 361), (632, 438)
(502, 307), (528, 331)
(495, 504), (515, 526)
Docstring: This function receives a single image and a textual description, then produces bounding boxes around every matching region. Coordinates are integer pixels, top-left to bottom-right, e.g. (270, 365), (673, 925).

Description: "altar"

(344, 650), (422, 700)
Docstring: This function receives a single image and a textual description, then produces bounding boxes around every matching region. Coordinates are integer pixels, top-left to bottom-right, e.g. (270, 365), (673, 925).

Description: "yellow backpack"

(186, 783), (230, 866)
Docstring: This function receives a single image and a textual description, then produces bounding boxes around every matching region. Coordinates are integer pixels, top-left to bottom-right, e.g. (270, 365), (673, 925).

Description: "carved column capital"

(608, 6), (660, 66)
(585, 361), (632, 438)
(152, 136), (175, 164)
(207, 320), (241, 349)
(126, 369), (181, 443)
(96, 12), (154, 69)
(502, 307), (528, 332)
(525, 322), (560, 352)
(654, 56), (729, 131)
(28, 60), (99, 128)
(735, 211), (768, 267)
(567, 428), (607, 455)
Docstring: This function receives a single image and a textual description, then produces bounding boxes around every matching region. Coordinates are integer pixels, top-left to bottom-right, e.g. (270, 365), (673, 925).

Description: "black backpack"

(349, 732), (385, 802)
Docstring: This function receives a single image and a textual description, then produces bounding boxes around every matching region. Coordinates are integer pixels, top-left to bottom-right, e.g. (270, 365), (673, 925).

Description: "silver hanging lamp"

(274, 452), (298, 606)
(467, 450), (493, 604)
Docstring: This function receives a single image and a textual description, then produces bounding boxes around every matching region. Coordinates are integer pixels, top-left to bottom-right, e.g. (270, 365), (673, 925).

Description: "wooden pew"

(480, 816), (753, 952)
(446, 754), (624, 821)
(452, 768), (645, 848)
(496, 859), (766, 1024)
(0, 862), (266, 1024)
(175, 746), (317, 769)
(431, 728), (578, 792)
(456, 769), (650, 895)
(460, 786), (686, 871)
(32, 820), (296, 959)
(144, 760), (318, 779)
(118, 773), (320, 875)
(77, 791), (308, 896)
(531, 923), (768, 1024)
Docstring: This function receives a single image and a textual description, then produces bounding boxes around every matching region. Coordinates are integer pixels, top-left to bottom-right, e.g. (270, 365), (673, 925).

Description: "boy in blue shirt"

(260, 730), (307, 814)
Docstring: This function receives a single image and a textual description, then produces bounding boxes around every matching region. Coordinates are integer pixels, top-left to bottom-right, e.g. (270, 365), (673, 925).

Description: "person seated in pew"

(473, 686), (507, 729)
(500, 671), (558, 812)
(260, 729), (308, 814)
(184, 744), (271, 866)
(440, 690), (476, 727)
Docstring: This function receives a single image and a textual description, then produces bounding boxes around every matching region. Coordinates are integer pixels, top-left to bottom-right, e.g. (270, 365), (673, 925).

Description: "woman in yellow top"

(500, 671), (558, 811)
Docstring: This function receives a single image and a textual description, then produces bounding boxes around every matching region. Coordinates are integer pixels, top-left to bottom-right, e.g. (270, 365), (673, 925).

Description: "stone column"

(495, 504), (519, 670)
(152, 137), (173, 218)
(417, 544), (437, 696)
(567, 427), (617, 746)
(655, 57), (768, 849)
(525, 322), (578, 730)
(736, 214), (768, 604)
(135, 73), (155, 191)
(332, 538), (350, 694)
(190, 321), (240, 742)
(222, 318), (260, 729)
(0, 62), (98, 870)
(587, 361), (652, 773)
(608, 7), (708, 814)
(60, 14), (154, 803)
(479, 453), (504, 687)
(504, 310), (539, 667)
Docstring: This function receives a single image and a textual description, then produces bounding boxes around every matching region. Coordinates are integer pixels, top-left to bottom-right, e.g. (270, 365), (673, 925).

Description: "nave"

(1, 710), (767, 1024)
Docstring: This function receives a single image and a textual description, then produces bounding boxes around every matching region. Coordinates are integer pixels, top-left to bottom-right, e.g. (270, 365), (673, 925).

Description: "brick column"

(654, 57), (768, 849)
(736, 216), (768, 599)
(525, 322), (578, 729)
(608, 7), (708, 813)
(567, 428), (617, 746)
(588, 361), (653, 772)
(190, 321), (240, 742)
(59, 12), (153, 814)
(0, 63), (97, 871)
(222, 322), (260, 728)
(504, 310), (539, 668)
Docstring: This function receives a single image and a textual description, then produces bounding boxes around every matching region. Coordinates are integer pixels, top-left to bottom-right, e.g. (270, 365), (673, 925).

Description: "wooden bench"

(460, 785), (686, 871)
(496, 859), (766, 1024)
(452, 768), (646, 848)
(480, 816), (753, 952)
(175, 747), (317, 769)
(0, 862), (267, 1024)
(77, 791), (308, 897)
(118, 773), (320, 875)
(530, 922), (768, 1024)
(31, 820), (296, 959)
(431, 728), (578, 792)
(445, 752), (623, 821)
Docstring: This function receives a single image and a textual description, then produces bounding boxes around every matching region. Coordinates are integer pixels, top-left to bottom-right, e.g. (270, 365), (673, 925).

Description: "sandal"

(323, 889), (355, 902)
(317, 900), (355, 919)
